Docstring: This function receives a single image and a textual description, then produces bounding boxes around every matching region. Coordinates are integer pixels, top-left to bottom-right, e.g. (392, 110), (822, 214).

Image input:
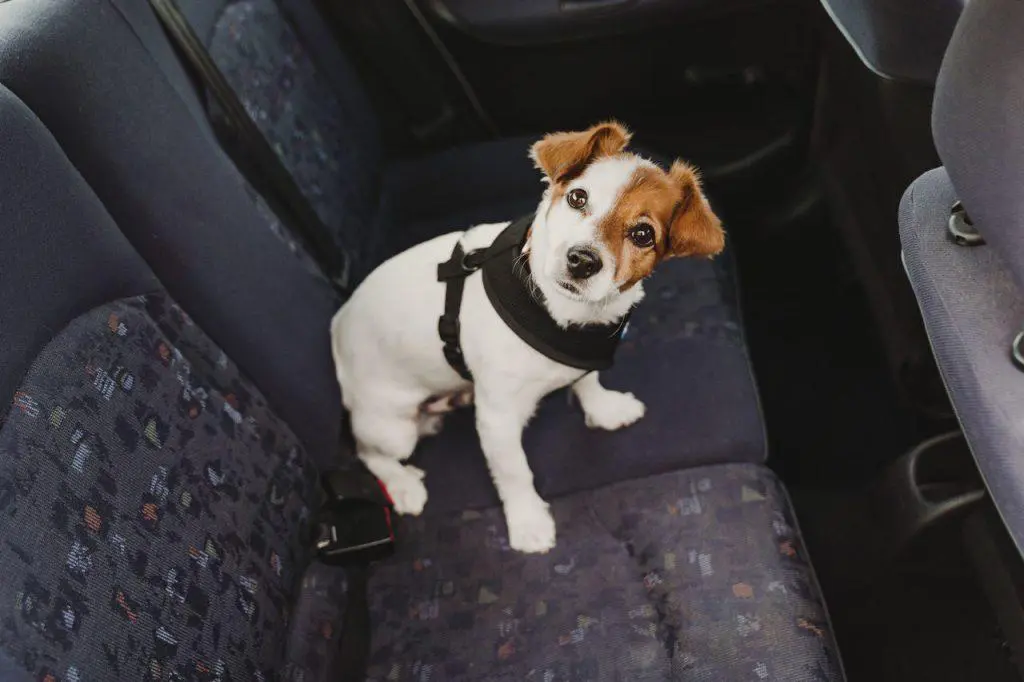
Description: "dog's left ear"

(666, 161), (725, 259)
(530, 121), (632, 185)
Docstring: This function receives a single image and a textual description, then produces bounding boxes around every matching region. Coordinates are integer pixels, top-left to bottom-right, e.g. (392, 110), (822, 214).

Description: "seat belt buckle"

(314, 470), (396, 565)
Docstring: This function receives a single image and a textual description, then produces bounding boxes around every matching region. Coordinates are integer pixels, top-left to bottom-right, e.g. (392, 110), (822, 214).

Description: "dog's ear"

(530, 121), (632, 184)
(666, 161), (725, 259)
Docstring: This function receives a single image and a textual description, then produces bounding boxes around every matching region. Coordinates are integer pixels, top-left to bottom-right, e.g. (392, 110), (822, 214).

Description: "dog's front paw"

(505, 495), (556, 553)
(583, 390), (646, 431)
(386, 465), (428, 516)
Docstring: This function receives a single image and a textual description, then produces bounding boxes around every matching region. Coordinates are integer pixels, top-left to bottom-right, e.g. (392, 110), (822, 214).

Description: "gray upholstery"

(819, 0), (965, 83)
(900, 168), (1024, 552)
(897, 0), (1024, 554)
(933, 0), (1024, 291)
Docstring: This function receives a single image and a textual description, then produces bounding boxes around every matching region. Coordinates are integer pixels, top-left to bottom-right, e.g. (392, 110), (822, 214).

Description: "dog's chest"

(459, 275), (587, 391)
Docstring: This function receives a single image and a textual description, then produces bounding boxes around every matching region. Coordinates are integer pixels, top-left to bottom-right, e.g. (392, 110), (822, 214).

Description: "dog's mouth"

(556, 280), (583, 298)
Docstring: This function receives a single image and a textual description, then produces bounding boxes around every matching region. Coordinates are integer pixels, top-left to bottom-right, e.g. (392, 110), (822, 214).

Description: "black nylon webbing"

(436, 215), (627, 380)
(149, 0), (350, 295)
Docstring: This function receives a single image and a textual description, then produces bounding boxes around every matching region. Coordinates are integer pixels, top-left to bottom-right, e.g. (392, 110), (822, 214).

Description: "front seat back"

(932, 0), (1024, 291)
(898, 0), (1024, 553)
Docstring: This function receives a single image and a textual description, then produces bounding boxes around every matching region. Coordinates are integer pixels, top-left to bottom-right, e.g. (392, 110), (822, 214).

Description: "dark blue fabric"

(283, 562), (351, 680)
(0, 86), (160, 420)
(369, 464), (844, 681)
(0, 295), (319, 680)
(0, 4), (843, 680)
(205, 0), (384, 279)
(0, 650), (32, 682)
(0, 0), (346, 469)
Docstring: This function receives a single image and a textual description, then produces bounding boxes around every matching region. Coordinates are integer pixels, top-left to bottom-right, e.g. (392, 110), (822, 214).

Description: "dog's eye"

(566, 188), (588, 210)
(629, 223), (655, 248)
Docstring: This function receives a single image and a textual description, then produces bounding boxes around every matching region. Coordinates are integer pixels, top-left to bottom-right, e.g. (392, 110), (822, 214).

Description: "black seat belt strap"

(149, 0), (351, 294)
(313, 467), (396, 680)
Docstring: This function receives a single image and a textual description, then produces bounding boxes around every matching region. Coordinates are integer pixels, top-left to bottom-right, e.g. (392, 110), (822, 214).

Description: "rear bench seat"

(0, 0), (844, 679)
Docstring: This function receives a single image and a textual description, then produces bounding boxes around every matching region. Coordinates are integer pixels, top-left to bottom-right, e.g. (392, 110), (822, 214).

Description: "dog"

(331, 121), (724, 553)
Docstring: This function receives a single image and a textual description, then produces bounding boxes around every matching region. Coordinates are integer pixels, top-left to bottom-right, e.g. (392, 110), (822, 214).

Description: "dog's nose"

(566, 245), (602, 280)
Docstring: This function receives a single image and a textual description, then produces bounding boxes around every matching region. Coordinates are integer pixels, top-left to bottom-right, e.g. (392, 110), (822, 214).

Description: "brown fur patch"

(598, 161), (725, 290)
(667, 161), (725, 259)
(530, 121), (631, 185)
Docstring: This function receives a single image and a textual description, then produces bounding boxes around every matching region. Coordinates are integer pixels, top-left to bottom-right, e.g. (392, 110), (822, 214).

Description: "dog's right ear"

(530, 121), (631, 185)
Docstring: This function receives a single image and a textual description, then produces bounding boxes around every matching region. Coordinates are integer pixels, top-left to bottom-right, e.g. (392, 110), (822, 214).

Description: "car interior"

(0, 0), (1021, 679)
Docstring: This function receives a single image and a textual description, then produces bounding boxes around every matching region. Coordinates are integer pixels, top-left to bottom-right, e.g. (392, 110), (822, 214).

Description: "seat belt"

(149, 0), (351, 295)
(312, 468), (396, 680)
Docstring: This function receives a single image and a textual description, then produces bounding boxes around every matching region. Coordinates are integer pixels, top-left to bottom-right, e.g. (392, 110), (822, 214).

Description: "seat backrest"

(932, 0), (1024, 288)
(180, 0), (386, 280)
(0, 82), (326, 680)
(820, 0), (966, 83)
(0, 0), (345, 467)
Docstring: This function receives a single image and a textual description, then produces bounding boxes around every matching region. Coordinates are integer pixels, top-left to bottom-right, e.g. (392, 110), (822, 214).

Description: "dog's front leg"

(475, 393), (555, 553)
(573, 372), (646, 431)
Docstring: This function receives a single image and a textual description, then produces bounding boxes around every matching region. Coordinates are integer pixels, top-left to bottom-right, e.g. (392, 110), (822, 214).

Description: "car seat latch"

(314, 470), (396, 565)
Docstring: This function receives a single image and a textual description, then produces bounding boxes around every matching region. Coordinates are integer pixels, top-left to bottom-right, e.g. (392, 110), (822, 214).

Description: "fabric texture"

(283, 562), (351, 680)
(0, 4), (840, 680)
(368, 464), (843, 681)
(207, 0), (383, 280)
(0, 0), (346, 469)
(932, 0), (1024, 293)
(0, 86), (161, 412)
(0, 296), (319, 680)
(899, 168), (1024, 554)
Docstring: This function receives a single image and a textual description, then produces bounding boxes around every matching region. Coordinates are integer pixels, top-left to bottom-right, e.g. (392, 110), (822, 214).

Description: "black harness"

(437, 214), (628, 380)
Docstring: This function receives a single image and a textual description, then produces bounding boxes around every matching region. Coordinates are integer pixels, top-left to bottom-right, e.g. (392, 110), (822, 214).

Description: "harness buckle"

(438, 315), (460, 342)
(313, 470), (395, 565)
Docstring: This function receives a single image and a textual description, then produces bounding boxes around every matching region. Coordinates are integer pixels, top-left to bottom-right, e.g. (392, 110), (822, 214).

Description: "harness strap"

(437, 241), (488, 380)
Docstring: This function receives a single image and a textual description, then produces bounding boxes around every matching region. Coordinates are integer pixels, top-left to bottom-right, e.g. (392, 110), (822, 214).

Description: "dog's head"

(527, 121), (724, 314)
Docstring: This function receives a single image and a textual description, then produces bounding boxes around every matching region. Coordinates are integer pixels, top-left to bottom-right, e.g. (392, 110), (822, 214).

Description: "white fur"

(331, 156), (648, 553)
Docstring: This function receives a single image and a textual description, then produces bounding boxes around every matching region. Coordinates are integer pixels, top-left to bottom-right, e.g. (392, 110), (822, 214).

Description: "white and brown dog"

(331, 121), (724, 553)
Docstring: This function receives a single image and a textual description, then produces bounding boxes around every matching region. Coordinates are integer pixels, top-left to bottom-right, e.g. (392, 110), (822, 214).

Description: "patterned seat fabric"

(0, 295), (319, 679)
(368, 465), (843, 681)
(206, 0), (384, 281)
(0, 2), (846, 680)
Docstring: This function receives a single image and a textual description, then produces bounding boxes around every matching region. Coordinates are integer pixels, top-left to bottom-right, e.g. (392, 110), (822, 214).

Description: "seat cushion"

(0, 295), (319, 679)
(899, 167), (1024, 553)
(366, 463), (844, 681)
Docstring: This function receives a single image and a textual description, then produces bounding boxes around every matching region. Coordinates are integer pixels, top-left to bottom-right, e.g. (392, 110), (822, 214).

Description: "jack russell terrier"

(331, 121), (725, 553)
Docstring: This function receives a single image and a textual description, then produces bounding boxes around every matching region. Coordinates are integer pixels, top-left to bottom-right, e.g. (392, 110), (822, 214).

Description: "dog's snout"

(566, 245), (602, 280)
